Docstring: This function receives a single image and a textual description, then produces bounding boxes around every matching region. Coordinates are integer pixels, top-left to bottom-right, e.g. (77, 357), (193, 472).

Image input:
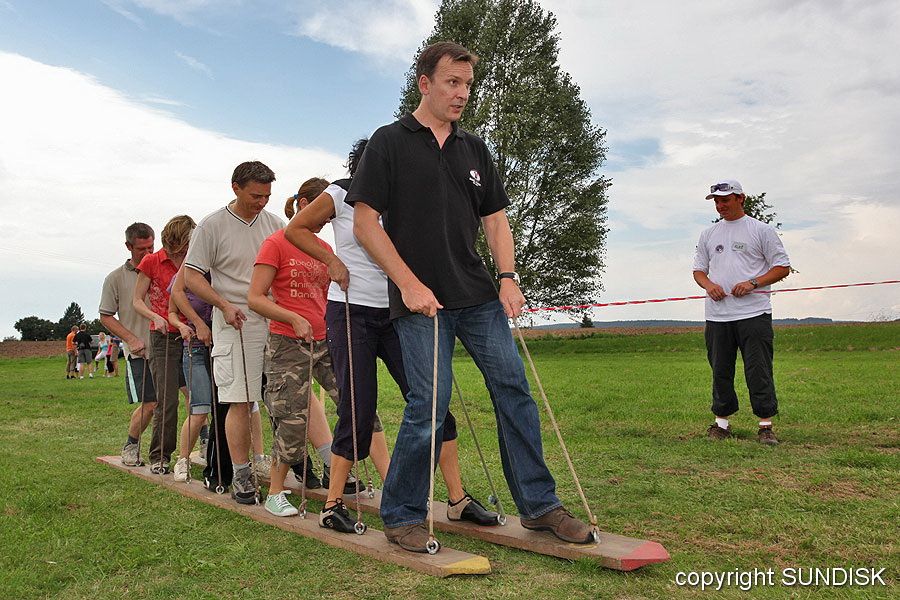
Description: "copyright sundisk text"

(674, 568), (887, 591)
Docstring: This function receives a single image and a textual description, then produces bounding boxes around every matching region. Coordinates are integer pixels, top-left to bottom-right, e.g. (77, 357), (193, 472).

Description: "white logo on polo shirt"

(469, 169), (481, 187)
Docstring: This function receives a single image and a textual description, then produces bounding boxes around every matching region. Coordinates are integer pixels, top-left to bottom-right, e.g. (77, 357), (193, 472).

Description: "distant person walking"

(65, 326), (78, 379)
(74, 324), (93, 379)
(94, 332), (110, 377)
(692, 179), (791, 445)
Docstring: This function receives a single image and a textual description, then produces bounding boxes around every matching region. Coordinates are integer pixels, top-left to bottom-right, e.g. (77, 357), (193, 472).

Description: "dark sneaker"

(521, 506), (593, 543)
(204, 476), (229, 493)
(149, 461), (170, 475)
(707, 423), (733, 440)
(232, 466), (258, 505)
(319, 500), (356, 533)
(322, 465), (363, 495)
(758, 427), (779, 446)
(121, 441), (142, 467)
(447, 493), (500, 526)
(292, 456), (322, 489)
(384, 523), (431, 553)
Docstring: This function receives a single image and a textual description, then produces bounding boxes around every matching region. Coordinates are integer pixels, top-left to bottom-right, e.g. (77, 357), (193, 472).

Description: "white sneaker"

(253, 454), (272, 480)
(265, 490), (298, 517)
(89, 373), (94, 378)
(173, 457), (190, 482)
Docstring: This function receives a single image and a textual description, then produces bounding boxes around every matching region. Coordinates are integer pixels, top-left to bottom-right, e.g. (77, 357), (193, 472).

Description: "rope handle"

(238, 328), (261, 503)
(427, 314), (439, 546)
(345, 293), (365, 531)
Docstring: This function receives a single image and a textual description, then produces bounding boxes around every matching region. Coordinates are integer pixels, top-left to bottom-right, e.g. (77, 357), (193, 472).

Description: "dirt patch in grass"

(0, 341), (65, 359)
(806, 480), (875, 501)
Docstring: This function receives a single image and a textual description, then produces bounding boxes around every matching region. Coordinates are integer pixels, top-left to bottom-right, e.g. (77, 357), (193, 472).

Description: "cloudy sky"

(1, 0), (898, 338)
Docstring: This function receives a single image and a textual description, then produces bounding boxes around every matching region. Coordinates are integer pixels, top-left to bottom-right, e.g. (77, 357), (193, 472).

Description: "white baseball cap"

(706, 179), (743, 199)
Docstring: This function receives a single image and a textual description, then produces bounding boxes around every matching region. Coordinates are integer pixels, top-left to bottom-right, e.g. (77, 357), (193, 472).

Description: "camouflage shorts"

(264, 334), (340, 465)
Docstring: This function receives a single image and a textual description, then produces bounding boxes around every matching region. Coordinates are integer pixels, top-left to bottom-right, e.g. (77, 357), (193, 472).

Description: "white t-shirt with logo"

(325, 183), (389, 308)
(692, 215), (791, 322)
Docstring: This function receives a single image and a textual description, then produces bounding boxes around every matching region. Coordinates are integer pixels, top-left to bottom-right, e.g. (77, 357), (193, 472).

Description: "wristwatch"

(750, 278), (760, 289)
(498, 272), (520, 285)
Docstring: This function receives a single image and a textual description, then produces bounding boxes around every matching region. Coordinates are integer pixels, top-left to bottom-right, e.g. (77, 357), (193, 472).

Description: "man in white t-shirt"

(184, 161), (285, 503)
(692, 179), (791, 445)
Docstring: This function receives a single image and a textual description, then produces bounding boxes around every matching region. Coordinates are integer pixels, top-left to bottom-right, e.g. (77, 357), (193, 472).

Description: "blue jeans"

(183, 345), (212, 415)
(381, 300), (560, 527)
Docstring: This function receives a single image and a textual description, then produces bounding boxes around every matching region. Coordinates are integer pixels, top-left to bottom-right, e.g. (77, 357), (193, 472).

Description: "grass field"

(0, 323), (897, 599)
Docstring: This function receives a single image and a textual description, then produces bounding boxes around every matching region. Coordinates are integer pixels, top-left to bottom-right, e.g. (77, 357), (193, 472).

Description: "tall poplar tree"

(398, 0), (609, 315)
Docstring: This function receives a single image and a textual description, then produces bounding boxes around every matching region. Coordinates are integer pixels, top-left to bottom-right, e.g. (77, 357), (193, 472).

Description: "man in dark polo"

(349, 41), (593, 552)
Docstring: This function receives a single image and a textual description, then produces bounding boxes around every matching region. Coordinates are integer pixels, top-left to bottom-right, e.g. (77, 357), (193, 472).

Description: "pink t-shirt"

(254, 229), (332, 340)
(136, 248), (179, 333)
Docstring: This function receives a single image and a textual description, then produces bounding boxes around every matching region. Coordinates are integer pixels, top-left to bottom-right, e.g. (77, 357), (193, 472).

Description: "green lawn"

(1, 323), (897, 599)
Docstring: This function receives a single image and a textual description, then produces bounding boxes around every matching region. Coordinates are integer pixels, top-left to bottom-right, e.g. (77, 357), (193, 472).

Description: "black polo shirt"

(347, 113), (509, 319)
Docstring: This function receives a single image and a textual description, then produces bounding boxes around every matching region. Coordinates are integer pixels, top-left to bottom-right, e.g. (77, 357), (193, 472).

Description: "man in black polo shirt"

(349, 41), (593, 552)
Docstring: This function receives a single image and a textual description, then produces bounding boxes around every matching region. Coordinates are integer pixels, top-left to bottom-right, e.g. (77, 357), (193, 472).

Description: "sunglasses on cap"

(710, 182), (738, 194)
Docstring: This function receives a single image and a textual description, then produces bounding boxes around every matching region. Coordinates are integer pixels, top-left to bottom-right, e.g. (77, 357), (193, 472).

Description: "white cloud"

(288, 0), (438, 65)
(0, 52), (344, 337)
(540, 0), (900, 322)
(175, 51), (213, 78)
(125, 0), (225, 25)
(100, 0), (145, 27)
(140, 94), (190, 107)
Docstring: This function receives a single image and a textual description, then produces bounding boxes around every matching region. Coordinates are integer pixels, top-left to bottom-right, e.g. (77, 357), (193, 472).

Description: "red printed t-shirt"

(136, 248), (179, 333)
(254, 229), (332, 340)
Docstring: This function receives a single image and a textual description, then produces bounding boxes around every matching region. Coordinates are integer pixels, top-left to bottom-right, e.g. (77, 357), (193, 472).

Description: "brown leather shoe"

(758, 427), (779, 446)
(707, 423), (733, 440)
(521, 506), (593, 543)
(383, 523), (431, 553)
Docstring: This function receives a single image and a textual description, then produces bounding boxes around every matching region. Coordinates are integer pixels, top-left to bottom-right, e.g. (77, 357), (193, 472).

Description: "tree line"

(13, 302), (103, 341)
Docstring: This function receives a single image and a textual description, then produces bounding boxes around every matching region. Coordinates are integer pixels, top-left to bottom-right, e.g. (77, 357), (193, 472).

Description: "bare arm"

(170, 267), (211, 345)
(482, 209), (525, 318)
(353, 202), (443, 317)
(132, 272), (168, 331)
(693, 270), (726, 301)
(167, 292), (194, 342)
(283, 192), (349, 290)
(247, 264), (313, 342)
(99, 314), (145, 356)
(184, 266), (246, 330)
(731, 265), (791, 297)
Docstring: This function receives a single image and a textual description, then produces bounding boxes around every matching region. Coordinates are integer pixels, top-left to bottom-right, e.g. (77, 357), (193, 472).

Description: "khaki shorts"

(210, 308), (267, 405)
(264, 334), (339, 466)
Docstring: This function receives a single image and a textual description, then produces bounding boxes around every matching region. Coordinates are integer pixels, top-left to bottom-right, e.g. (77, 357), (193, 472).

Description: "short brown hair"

(125, 222), (154, 245)
(416, 41), (479, 81)
(161, 215), (196, 253)
(285, 177), (329, 219)
(232, 161), (276, 188)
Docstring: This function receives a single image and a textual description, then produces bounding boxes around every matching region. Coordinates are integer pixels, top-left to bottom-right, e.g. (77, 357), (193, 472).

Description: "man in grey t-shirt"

(185, 161), (284, 504)
(99, 222), (158, 466)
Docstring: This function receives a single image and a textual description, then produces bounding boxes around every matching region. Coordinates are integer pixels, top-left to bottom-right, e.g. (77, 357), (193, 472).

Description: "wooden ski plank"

(96, 456), (490, 578)
(280, 479), (669, 571)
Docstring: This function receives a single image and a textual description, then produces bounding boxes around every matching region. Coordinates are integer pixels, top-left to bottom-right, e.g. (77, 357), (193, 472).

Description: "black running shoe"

(322, 465), (365, 495)
(292, 456), (322, 489)
(319, 500), (357, 533)
(447, 492), (500, 526)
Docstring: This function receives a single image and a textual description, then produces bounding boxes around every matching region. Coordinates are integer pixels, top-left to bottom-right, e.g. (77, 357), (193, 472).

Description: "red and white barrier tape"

(523, 280), (900, 314)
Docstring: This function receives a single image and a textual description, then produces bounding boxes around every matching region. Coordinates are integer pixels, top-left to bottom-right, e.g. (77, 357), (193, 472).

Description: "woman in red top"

(249, 177), (340, 518)
(132, 214), (194, 474)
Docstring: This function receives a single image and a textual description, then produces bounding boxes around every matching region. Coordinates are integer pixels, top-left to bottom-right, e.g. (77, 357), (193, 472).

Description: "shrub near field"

(0, 323), (897, 599)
